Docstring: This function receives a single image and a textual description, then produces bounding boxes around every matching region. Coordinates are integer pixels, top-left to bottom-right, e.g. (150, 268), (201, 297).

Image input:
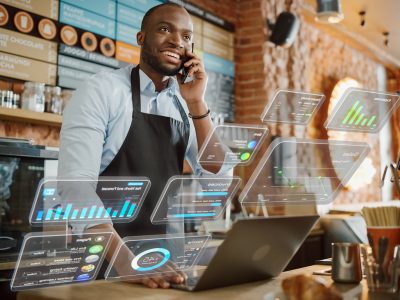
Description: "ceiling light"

(315, 0), (344, 24)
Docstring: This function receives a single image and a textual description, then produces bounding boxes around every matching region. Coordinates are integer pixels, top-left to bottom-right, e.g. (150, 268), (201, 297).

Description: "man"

(58, 3), (230, 288)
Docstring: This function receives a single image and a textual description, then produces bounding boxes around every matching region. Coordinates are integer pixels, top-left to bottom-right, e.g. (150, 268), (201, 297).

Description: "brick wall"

(192, 0), (385, 204)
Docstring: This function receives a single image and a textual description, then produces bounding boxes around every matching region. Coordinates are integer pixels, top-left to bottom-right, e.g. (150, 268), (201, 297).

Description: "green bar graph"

(349, 105), (363, 125)
(341, 100), (378, 128)
(342, 101), (359, 124)
(367, 115), (377, 127)
(354, 113), (364, 125)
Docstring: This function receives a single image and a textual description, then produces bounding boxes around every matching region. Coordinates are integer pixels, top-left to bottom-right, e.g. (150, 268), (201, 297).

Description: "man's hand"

(177, 50), (208, 106)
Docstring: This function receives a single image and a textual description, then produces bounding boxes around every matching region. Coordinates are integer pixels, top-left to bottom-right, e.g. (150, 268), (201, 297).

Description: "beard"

(141, 39), (182, 76)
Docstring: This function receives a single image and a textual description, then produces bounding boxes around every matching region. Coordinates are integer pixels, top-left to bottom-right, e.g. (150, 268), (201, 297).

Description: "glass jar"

(21, 82), (34, 110)
(22, 82), (45, 112)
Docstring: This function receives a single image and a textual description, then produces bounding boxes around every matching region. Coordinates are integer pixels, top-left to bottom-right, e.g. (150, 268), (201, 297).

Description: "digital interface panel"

(151, 176), (241, 224)
(105, 235), (210, 280)
(325, 88), (400, 133)
(239, 138), (370, 205)
(11, 231), (113, 291)
(29, 178), (150, 225)
(261, 90), (325, 125)
(197, 124), (269, 165)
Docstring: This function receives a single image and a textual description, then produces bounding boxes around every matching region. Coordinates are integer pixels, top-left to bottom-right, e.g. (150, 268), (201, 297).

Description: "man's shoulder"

(86, 64), (133, 90)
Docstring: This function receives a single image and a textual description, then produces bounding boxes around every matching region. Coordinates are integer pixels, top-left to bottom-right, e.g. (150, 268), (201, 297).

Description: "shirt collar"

(138, 68), (179, 94)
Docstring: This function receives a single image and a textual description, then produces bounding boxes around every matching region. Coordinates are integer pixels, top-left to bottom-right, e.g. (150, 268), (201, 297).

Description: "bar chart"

(325, 88), (400, 133)
(30, 179), (151, 225)
(34, 200), (138, 221)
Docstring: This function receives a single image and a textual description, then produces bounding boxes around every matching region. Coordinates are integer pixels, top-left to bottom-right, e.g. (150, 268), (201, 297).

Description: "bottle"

(12, 94), (20, 109)
(21, 82), (34, 110)
(50, 86), (63, 115)
(44, 86), (52, 113)
(5, 91), (13, 108)
(28, 82), (45, 112)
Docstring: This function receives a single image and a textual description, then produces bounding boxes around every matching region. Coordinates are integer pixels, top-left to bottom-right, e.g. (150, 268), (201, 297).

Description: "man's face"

(139, 6), (193, 76)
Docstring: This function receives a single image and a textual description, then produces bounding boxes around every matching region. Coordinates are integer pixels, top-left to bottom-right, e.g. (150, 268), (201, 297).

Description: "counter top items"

(361, 206), (400, 294)
(282, 274), (342, 300)
(17, 265), (377, 300)
(381, 154), (400, 194)
(331, 243), (362, 284)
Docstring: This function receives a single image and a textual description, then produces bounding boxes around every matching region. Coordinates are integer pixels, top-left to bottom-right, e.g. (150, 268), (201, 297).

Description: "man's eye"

(184, 35), (191, 41)
(160, 27), (169, 32)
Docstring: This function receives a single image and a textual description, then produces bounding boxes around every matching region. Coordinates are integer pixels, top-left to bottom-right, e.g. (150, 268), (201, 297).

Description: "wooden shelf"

(0, 107), (62, 126)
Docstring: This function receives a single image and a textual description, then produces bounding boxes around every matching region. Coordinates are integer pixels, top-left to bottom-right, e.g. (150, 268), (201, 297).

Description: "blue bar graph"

(128, 182), (143, 186)
(34, 200), (139, 222)
(96, 207), (104, 218)
(210, 203), (222, 207)
(63, 204), (73, 220)
(173, 213), (216, 218)
(45, 209), (53, 221)
(36, 210), (43, 221)
(119, 201), (130, 217)
(88, 206), (97, 219)
(80, 208), (88, 219)
(196, 192), (228, 196)
(71, 209), (79, 219)
(105, 207), (112, 218)
(127, 203), (136, 217)
(54, 206), (63, 220)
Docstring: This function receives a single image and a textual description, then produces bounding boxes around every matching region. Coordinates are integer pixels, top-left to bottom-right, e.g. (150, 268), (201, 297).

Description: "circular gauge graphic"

(240, 152), (251, 161)
(76, 273), (92, 281)
(131, 248), (171, 272)
(85, 254), (100, 263)
(81, 264), (95, 273)
(247, 140), (257, 149)
(88, 245), (104, 254)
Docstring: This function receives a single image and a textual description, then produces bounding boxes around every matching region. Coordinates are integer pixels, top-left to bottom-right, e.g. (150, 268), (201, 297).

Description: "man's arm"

(177, 51), (226, 174)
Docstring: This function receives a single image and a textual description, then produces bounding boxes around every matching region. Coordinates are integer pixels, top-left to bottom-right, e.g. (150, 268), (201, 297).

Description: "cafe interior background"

(0, 0), (400, 298)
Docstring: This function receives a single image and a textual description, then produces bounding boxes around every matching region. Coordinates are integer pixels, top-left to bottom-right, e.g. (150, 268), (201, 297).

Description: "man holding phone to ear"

(58, 3), (231, 288)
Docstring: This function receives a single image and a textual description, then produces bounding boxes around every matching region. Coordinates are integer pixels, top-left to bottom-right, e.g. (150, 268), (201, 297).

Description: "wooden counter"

(16, 265), (391, 300)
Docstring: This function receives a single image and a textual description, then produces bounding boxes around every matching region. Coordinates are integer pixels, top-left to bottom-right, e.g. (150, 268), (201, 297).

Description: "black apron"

(100, 65), (190, 237)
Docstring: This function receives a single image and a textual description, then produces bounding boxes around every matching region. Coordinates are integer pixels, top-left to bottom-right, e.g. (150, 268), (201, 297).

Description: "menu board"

(0, 28), (57, 63)
(1, 0), (59, 20)
(0, 52), (56, 85)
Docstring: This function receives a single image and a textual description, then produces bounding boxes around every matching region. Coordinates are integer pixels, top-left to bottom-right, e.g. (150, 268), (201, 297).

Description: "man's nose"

(169, 33), (184, 48)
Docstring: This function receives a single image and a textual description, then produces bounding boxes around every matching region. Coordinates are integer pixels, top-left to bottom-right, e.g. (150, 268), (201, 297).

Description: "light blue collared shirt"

(58, 65), (230, 180)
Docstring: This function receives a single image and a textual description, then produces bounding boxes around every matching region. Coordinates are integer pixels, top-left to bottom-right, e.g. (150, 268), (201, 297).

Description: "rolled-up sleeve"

(58, 76), (109, 180)
(57, 75), (112, 232)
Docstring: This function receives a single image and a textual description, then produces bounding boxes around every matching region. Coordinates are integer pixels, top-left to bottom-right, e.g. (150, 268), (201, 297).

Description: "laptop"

(174, 215), (319, 291)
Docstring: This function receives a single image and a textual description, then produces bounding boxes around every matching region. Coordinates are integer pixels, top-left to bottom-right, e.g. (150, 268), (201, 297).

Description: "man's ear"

(137, 31), (145, 46)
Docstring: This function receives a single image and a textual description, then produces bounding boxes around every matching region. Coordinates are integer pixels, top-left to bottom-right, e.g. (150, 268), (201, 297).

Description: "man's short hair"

(141, 3), (185, 31)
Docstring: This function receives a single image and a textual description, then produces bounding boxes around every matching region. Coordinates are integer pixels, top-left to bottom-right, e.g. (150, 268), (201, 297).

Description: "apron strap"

(131, 65), (141, 114)
(173, 95), (190, 128)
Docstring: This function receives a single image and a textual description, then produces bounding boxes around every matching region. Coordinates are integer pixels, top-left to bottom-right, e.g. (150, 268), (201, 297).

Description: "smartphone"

(181, 42), (194, 84)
